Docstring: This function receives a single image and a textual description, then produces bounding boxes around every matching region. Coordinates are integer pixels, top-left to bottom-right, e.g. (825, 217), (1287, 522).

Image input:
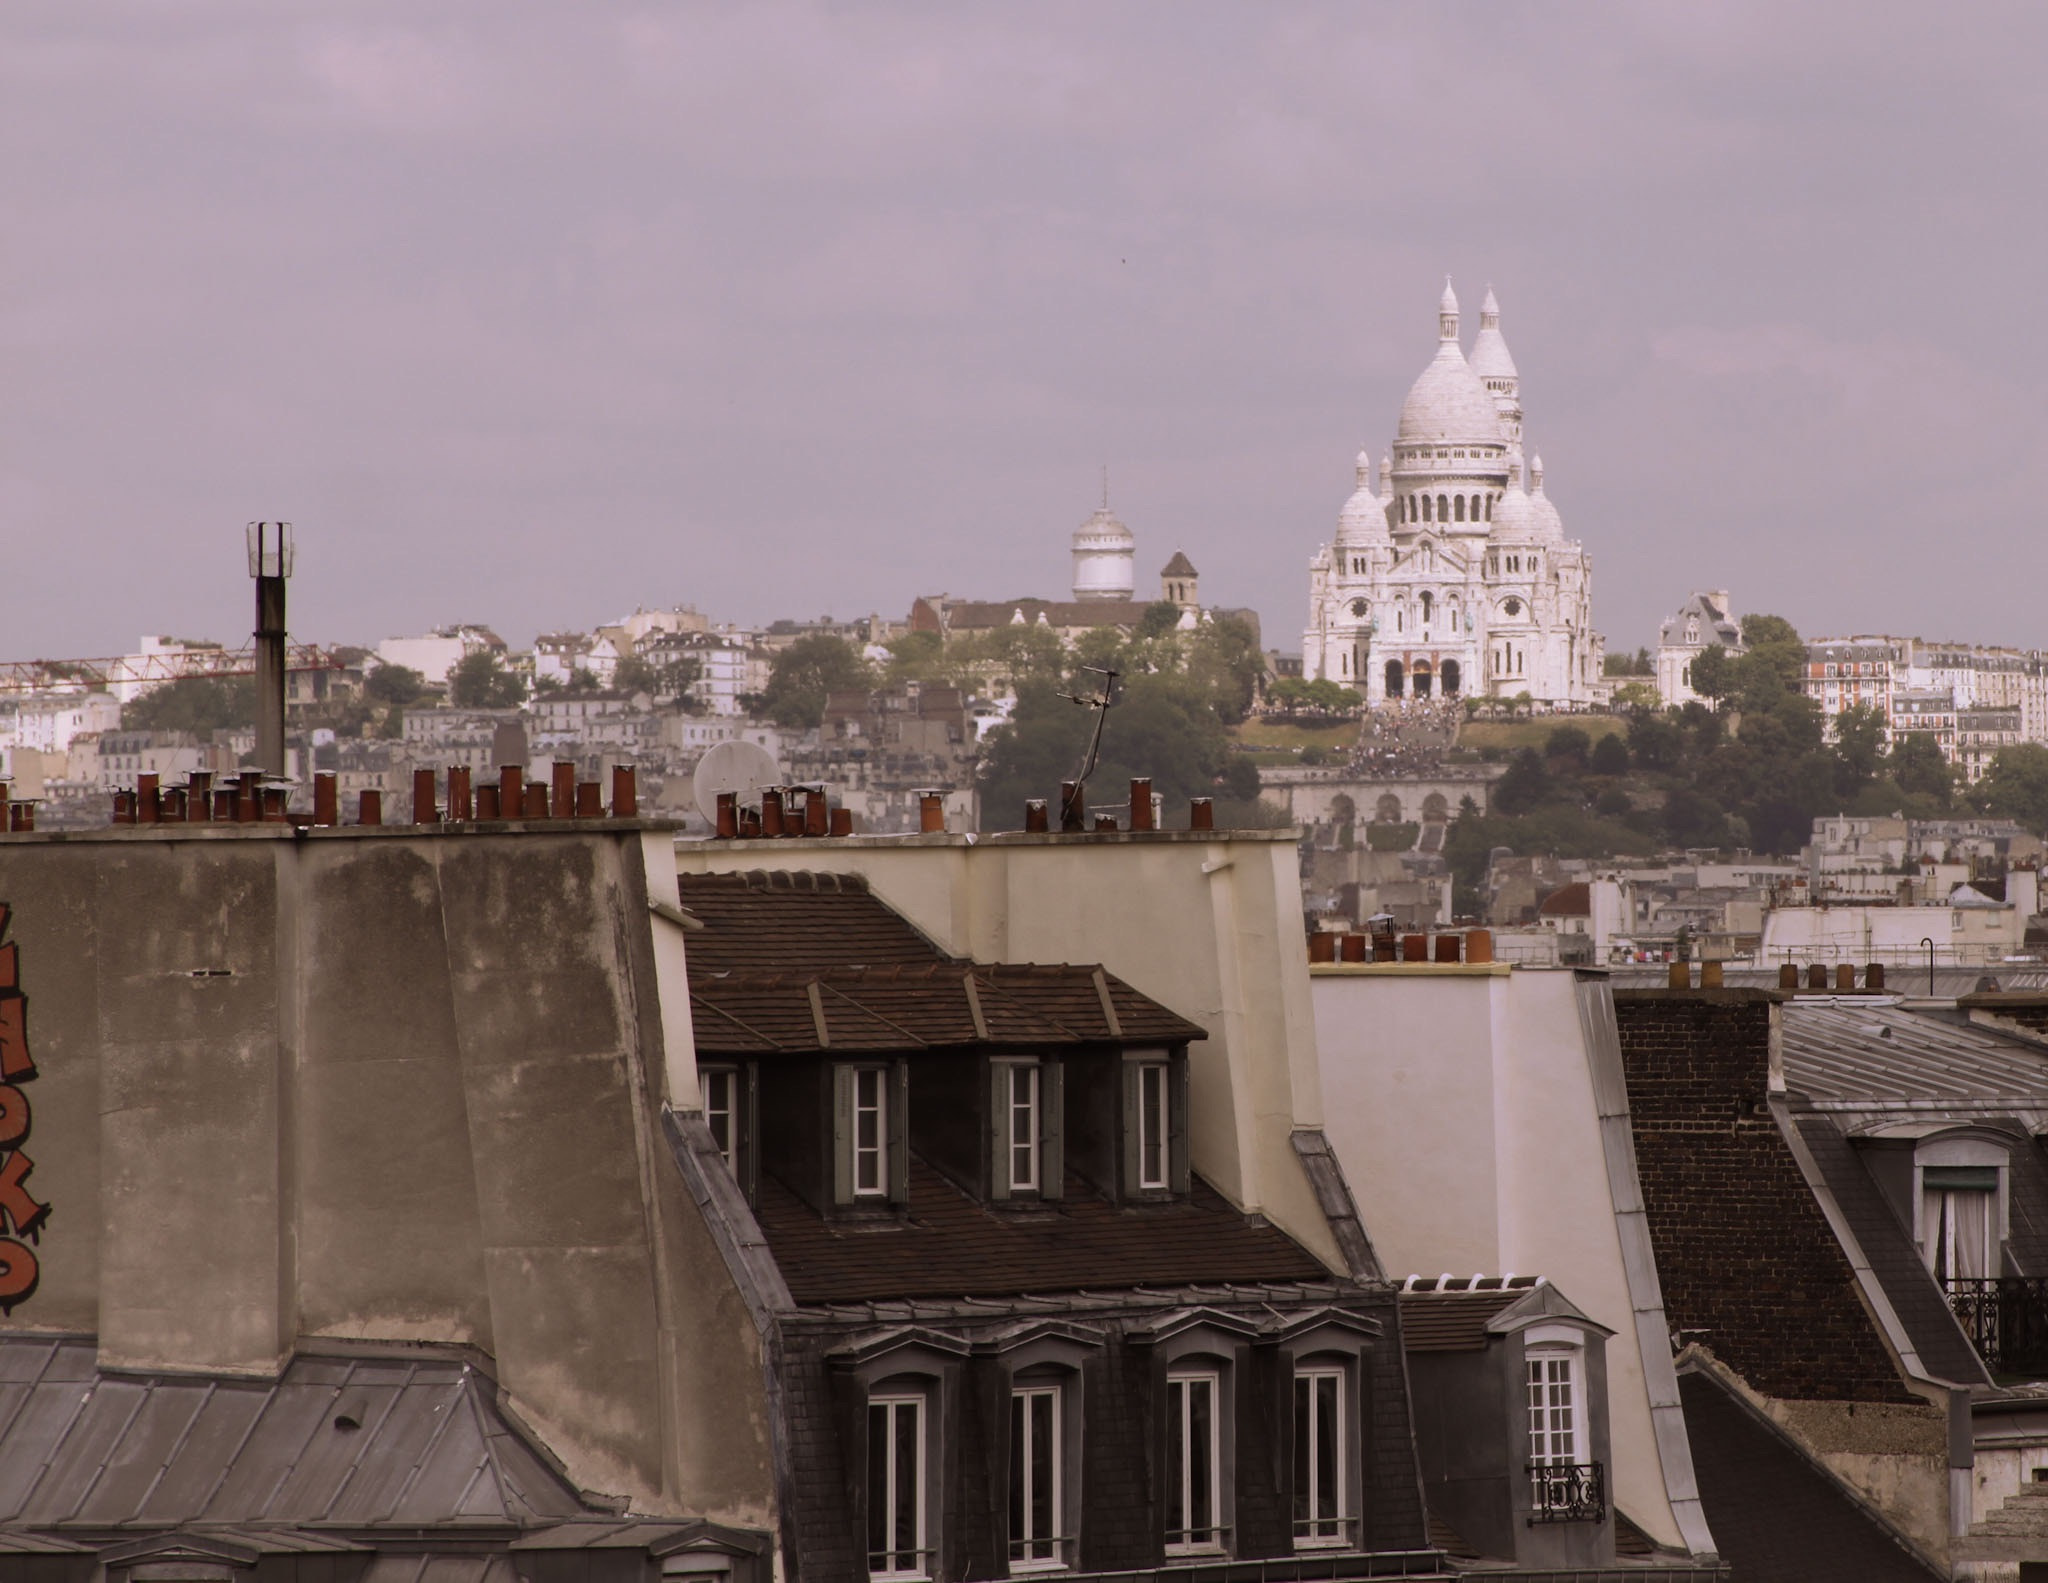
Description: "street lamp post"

(247, 523), (293, 779)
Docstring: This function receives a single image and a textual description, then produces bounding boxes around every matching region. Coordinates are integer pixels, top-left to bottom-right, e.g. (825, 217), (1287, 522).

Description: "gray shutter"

(741, 1061), (760, 1204)
(1041, 1059), (1064, 1200)
(888, 1060), (909, 1203)
(1169, 1052), (1191, 1195)
(988, 1059), (1012, 1201)
(1121, 1058), (1143, 1199)
(832, 1063), (854, 1205)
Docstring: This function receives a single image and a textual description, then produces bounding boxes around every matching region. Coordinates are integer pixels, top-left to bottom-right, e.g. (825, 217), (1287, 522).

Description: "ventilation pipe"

(247, 522), (292, 779)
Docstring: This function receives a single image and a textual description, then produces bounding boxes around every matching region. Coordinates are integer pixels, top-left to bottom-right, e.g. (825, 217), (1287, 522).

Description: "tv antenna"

(1056, 664), (1121, 829)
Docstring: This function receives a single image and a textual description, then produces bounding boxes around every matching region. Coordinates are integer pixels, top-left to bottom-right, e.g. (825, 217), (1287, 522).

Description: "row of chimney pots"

(78, 765), (641, 829)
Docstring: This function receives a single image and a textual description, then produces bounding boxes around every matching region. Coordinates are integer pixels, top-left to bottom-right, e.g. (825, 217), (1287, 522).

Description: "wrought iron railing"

(1944, 1277), (2048, 1376)
(1527, 1461), (1604, 1524)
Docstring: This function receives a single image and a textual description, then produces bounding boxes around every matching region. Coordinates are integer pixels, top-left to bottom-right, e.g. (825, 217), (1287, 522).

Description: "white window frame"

(1292, 1366), (1347, 1548)
(702, 1065), (738, 1168)
(868, 1392), (929, 1580)
(1165, 1370), (1225, 1555)
(1002, 1060), (1041, 1194)
(1525, 1346), (1582, 1470)
(1136, 1061), (1170, 1191)
(1008, 1383), (1065, 1572)
(854, 1065), (889, 1199)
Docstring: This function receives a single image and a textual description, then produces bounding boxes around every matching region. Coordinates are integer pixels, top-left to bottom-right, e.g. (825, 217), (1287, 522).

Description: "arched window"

(1420, 592), (1434, 622)
(1422, 495), (1432, 522)
(1485, 494), (1494, 521)
(1375, 794), (1402, 822)
(1454, 495), (1466, 522)
(1440, 661), (1460, 697)
(1385, 660), (1404, 697)
(1437, 494), (1448, 522)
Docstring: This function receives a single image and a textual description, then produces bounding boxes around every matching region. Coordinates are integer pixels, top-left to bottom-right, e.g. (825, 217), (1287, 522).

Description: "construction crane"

(0, 644), (346, 697)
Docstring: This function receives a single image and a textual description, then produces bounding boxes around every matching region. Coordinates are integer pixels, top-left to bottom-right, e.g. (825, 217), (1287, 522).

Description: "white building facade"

(1303, 283), (1604, 705)
(1655, 591), (1743, 709)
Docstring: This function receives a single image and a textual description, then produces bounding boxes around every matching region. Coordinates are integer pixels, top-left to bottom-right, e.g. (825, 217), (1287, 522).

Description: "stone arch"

(1375, 793), (1403, 823)
(1412, 661), (1433, 699)
(1441, 658), (1462, 694)
(1422, 792), (1450, 822)
(1329, 793), (1357, 824)
(1385, 659), (1404, 696)
(1454, 494), (1466, 522)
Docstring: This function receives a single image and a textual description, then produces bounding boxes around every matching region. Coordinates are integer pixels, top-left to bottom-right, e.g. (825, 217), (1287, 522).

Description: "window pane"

(1188, 1378), (1213, 1538)
(1139, 1064), (1167, 1189)
(1292, 1376), (1311, 1527)
(868, 1404), (889, 1563)
(705, 1070), (733, 1163)
(894, 1401), (920, 1558)
(1166, 1379), (1186, 1542)
(1315, 1375), (1339, 1520)
(1009, 1392), (1026, 1541)
(1030, 1390), (1055, 1545)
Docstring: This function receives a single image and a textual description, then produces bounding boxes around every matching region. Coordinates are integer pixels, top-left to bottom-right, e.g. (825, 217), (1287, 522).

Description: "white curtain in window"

(1924, 1188), (1995, 1281)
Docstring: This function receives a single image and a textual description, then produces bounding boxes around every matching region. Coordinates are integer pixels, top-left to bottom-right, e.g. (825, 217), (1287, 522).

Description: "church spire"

(1438, 277), (1460, 343)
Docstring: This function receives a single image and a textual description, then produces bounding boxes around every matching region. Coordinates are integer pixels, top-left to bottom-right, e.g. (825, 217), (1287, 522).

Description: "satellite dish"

(692, 739), (782, 820)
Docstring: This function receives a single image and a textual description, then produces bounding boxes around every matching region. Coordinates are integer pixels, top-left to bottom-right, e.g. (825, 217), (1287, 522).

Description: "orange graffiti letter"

(0, 994), (31, 1083)
(0, 1237), (37, 1311)
(0, 1151), (46, 1239)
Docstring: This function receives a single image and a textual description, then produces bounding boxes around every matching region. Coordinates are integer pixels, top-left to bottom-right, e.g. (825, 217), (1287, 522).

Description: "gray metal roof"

(0, 1338), (589, 1531)
(1780, 999), (2048, 1107)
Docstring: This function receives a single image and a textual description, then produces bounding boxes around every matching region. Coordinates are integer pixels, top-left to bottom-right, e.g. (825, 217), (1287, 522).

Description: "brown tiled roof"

(758, 1157), (1331, 1303)
(1397, 1277), (1543, 1352)
(678, 871), (941, 974)
(680, 872), (1205, 1055)
(1537, 881), (1590, 917)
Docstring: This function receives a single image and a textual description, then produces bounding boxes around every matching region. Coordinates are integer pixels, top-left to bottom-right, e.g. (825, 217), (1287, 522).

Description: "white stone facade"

(1070, 505), (1136, 602)
(1303, 284), (1603, 705)
(1656, 591), (1743, 709)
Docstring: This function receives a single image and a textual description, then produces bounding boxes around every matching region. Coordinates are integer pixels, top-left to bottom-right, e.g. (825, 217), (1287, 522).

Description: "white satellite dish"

(691, 739), (783, 819)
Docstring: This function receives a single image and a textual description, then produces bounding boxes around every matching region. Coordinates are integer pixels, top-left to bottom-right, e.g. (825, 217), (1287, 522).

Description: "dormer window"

(991, 1058), (1062, 1199)
(835, 1061), (907, 1206)
(1123, 1050), (1188, 1198)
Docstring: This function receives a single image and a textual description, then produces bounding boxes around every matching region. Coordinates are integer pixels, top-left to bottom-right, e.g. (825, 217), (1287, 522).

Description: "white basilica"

(1303, 282), (1604, 705)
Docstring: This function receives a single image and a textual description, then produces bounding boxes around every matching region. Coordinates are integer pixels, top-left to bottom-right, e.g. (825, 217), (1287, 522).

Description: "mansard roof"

(756, 1157), (1330, 1304)
(679, 871), (1205, 1055)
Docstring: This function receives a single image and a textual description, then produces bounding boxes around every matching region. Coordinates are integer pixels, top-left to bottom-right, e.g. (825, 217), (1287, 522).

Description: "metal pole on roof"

(1921, 935), (1935, 997)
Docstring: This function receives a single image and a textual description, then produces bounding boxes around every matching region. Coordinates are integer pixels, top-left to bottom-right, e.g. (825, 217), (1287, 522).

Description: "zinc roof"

(1778, 1000), (2048, 1106)
(0, 1339), (588, 1531)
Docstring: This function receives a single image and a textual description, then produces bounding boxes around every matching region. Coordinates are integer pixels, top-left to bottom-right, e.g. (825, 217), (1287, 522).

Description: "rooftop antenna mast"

(1056, 663), (1120, 830)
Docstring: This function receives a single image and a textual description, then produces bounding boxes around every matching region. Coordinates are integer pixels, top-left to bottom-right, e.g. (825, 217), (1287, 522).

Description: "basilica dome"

(1397, 284), (1507, 448)
(1489, 469), (1539, 543)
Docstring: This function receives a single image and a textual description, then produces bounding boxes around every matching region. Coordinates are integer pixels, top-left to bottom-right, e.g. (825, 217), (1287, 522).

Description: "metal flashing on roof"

(824, 1326), (974, 1368)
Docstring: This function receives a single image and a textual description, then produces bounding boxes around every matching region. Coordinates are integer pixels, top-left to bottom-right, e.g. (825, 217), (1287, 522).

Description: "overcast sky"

(4, 2), (2043, 661)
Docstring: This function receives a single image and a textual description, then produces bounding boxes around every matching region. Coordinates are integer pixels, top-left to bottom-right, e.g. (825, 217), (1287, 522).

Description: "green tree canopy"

(1980, 744), (2048, 833)
(122, 676), (254, 735)
(758, 635), (875, 729)
(364, 664), (425, 706)
(449, 651), (525, 708)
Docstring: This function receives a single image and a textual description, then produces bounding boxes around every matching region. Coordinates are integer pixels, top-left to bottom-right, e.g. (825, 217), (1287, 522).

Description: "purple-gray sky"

(4, 2), (2042, 661)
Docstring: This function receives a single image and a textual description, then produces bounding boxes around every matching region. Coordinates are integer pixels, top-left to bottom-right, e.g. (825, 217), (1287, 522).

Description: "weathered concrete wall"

(673, 829), (1345, 1274)
(0, 823), (773, 1531)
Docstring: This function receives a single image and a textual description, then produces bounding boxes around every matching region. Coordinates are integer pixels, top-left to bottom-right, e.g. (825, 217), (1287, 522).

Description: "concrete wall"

(673, 830), (1345, 1273)
(1307, 963), (1702, 1554)
(0, 822), (773, 1530)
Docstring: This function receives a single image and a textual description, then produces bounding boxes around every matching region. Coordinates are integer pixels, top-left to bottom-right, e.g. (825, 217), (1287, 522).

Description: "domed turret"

(1469, 286), (1523, 448)
(1071, 505), (1136, 601)
(1529, 455), (1564, 540)
(1335, 450), (1388, 547)
(1490, 459), (1538, 544)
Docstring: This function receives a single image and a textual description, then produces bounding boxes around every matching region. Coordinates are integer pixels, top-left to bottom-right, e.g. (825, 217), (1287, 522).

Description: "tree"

(882, 630), (957, 687)
(1891, 733), (1954, 808)
(1980, 744), (2048, 833)
(1832, 704), (1888, 794)
(1136, 601), (1183, 640)
(364, 664), (425, 706)
(1492, 748), (1554, 816)
(1590, 734), (1630, 776)
(449, 651), (525, 708)
(1687, 644), (1731, 702)
(1545, 726), (1592, 767)
(758, 635), (876, 730)
(122, 676), (254, 734)
(978, 673), (1237, 829)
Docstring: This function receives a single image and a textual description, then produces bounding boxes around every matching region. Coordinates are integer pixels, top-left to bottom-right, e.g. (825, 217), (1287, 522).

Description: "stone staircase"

(1956, 1480), (2048, 1566)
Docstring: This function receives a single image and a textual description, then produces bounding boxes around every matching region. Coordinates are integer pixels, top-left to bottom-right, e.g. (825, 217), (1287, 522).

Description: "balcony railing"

(1944, 1277), (2048, 1376)
(1527, 1461), (1605, 1525)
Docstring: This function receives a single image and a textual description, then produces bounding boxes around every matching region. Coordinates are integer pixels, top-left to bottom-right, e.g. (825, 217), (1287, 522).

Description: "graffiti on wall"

(0, 905), (45, 1311)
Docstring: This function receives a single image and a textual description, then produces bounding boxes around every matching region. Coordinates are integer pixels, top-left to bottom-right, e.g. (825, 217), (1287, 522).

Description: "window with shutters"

(698, 1062), (757, 1200)
(990, 1058), (1062, 1201)
(1122, 1050), (1188, 1200)
(835, 1061), (908, 1207)
(1008, 1383), (1066, 1570)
